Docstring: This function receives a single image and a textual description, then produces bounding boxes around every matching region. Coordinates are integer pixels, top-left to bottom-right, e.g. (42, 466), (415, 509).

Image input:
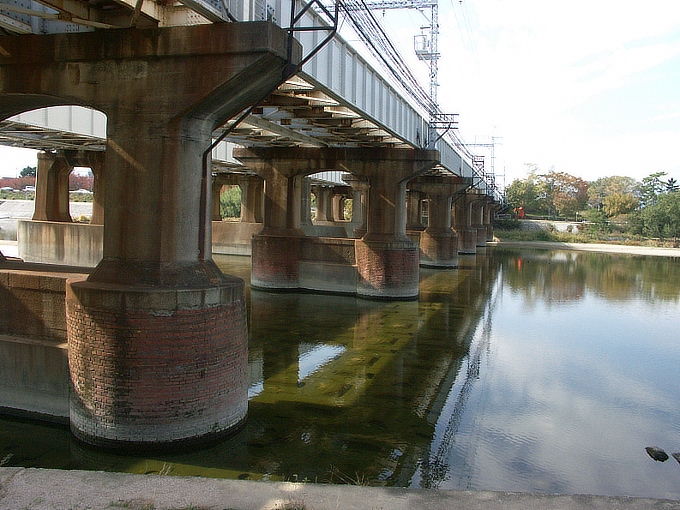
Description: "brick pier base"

(419, 231), (458, 268)
(251, 234), (303, 290)
(66, 277), (248, 449)
(456, 229), (478, 255)
(355, 238), (419, 299)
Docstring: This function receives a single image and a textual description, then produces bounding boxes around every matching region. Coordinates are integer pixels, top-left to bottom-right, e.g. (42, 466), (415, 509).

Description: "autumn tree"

(603, 192), (639, 217)
(537, 170), (588, 218)
(588, 176), (638, 211)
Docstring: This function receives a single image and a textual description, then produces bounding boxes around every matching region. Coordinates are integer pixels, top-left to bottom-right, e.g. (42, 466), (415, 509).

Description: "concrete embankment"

(1, 467), (679, 510)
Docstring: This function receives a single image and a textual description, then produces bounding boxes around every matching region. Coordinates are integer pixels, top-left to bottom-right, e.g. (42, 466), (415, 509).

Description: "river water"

(1, 247), (679, 499)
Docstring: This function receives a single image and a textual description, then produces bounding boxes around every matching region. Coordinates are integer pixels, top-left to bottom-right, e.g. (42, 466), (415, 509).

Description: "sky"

(2, 0), (679, 189)
(370, 0), (680, 187)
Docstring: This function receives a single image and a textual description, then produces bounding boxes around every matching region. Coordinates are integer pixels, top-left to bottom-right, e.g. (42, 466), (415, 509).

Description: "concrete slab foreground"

(1, 467), (679, 510)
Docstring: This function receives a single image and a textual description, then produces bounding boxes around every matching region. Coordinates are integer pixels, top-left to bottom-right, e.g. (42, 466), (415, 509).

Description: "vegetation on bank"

(503, 166), (680, 244)
(493, 219), (680, 248)
(1, 166), (94, 202)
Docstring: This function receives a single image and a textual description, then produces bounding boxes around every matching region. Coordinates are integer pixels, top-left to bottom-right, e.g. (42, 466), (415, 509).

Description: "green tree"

(505, 176), (538, 212)
(639, 192), (680, 239)
(639, 172), (667, 207)
(666, 177), (679, 194)
(219, 185), (242, 218)
(19, 166), (36, 178)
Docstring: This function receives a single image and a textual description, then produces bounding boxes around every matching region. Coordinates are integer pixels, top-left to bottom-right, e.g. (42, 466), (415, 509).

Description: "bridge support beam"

(0, 23), (298, 448)
(406, 190), (425, 231)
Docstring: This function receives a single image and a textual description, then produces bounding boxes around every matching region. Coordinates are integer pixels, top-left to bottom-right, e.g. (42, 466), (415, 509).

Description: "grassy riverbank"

(494, 219), (680, 249)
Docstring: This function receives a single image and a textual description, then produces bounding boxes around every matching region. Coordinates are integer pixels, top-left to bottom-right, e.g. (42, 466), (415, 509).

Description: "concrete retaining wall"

(0, 335), (69, 422)
(0, 268), (78, 422)
(0, 268), (76, 342)
(212, 221), (262, 256)
(18, 220), (103, 267)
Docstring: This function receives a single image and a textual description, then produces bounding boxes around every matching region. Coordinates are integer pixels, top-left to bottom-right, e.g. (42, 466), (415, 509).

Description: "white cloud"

(432, 0), (680, 183)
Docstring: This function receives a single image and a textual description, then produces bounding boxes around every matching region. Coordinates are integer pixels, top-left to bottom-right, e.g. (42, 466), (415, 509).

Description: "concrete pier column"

(344, 175), (368, 238)
(471, 196), (488, 248)
(486, 203), (499, 241)
(211, 176), (226, 222)
(236, 147), (438, 298)
(312, 185), (334, 222)
(332, 192), (346, 221)
(0, 22), (299, 448)
(33, 151), (73, 222)
(421, 193), (455, 267)
(241, 175), (264, 223)
(351, 148), (438, 299)
(88, 152), (105, 226)
(300, 177), (312, 227)
(453, 193), (477, 255)
(409, 176), (468, 268)
(234, 148), (312, 290)
(406, 190), (424, 230)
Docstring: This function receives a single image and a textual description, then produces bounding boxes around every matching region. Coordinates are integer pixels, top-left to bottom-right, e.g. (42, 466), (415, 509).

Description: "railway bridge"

(0, 0), (501, 448)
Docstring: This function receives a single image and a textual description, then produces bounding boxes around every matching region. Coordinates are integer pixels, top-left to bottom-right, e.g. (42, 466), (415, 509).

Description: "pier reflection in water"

(1, 249), (679, 500)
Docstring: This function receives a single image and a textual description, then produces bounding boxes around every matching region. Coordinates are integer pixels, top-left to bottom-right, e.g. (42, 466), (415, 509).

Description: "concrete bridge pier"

(233, 148), (310, 290)
(33, 151), (74, 223)
(331, 188), (349, 221)
(471, 195), (490, 248)
(312, 184), (334, 222)
(352, 148), (438, 299)
(0, 22), (299, 448)
(235, 175), (265, 224)
(236, 147), (437, 299)
(410, 176), (468, 268)
(18, 150), (105, 266)
(453, 192), (477, 254)
(88, 152), (105, 226)
(211, 173), (264, 256)
(406, 190), (425, 231)
(31, 149), (105, 225)
(485, 202), (499, 242)
(344, 175), (368, 238)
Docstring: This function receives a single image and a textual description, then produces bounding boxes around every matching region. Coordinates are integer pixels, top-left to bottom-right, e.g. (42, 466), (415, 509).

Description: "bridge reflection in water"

(1, 248), (679, 500)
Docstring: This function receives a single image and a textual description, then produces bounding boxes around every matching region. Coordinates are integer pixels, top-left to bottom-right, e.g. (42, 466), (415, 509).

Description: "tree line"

(505, 165), (680, 239)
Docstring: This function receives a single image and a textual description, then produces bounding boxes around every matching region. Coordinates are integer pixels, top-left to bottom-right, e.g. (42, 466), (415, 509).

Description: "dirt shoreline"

(488, 240), (680, 258)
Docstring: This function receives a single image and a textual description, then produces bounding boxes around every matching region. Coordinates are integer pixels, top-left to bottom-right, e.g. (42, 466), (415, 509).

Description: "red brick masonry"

(66, 278), (248, 448)
(355, 239), (419, 299)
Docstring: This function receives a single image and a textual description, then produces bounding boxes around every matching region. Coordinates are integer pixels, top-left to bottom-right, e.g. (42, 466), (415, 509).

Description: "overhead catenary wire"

(320, 0), (497, 194)
(338, 0), (436, 115)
